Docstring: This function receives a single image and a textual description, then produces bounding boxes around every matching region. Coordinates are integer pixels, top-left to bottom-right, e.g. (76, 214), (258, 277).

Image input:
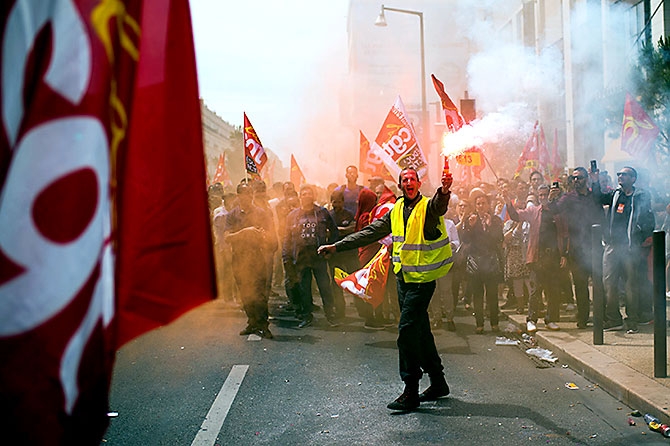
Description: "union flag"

(243, 113), (268, 179)
(621, 93), (659, 160)
(0, 1), (215, 443)
(334, 245), (390, 309)
(359, 130), (393, 180)
(212, 153), (232, 187)
(514, 121), (551, 179)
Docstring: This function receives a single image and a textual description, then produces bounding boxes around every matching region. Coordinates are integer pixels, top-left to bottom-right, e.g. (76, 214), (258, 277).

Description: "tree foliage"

(632, 36), (670, 168)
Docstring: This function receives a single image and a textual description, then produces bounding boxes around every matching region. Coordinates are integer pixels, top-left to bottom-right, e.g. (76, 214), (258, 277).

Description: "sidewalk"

(502, 300), (670, 425)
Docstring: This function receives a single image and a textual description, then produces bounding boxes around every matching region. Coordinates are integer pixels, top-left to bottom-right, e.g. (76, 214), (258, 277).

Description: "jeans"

(396, 276), (443, 384)
(603, 244), (642, 327)
(296, 258), (335, 320)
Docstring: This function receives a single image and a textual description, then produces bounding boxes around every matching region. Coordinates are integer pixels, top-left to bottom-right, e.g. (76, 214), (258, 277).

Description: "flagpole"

(481, 151), (499, 182)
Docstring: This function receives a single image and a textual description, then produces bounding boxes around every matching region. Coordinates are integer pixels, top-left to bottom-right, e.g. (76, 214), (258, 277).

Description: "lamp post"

(375, 5), (429, 179)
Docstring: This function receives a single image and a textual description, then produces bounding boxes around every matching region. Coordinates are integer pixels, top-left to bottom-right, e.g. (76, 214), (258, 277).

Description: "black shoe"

(576, 320), (593, 329)
(387, 391), (420, 411)
(418, 382), (450, 402)
(445, 320), (456, 332)
(297, 315), (313, 329)
(239, 325), (255, 335)
(256, 328), (274, 339)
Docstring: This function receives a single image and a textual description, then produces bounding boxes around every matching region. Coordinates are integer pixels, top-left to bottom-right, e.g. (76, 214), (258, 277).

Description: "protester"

(504, 185), (564, 333)
(335, 165), (366, 215)
(461, 192), (504, 334)
(283, 184), (340, 328)
(593, 166), (655, 334)
(318, 168), (453, 411)
(548, 167), (605, 329)
(224, 183), (277, 339)
(328, 189), (358, 318)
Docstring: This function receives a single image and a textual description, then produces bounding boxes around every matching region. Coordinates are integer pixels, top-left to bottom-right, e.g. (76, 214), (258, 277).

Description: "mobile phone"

(590, 160), (597, 173)
(552, 181), (559, 188)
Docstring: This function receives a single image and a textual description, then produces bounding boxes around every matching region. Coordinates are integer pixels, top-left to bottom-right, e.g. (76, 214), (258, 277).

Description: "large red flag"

(621, 92), (659, 160)
(0, 1), (215, 443)
(371, 96), (429, 179)
(334, 245), (390, 309)
(431, 74), (465, 132)
(243, 112), (268, 179)
(514, 121), (550, 179)
(290, 154), (306, 187)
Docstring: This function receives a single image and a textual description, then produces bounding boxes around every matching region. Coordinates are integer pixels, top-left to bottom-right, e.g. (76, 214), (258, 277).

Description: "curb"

(506, 313), (670, 425)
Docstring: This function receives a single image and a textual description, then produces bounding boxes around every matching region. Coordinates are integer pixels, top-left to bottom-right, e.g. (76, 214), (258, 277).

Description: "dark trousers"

(528, 252), (561, 323)
(232, 259), (269, 329)
(569, 252), (603, 326)
(396, 277), (443, 384)
(471, 274), (499, 328)
(296, 258), (335, 320)
(603, 244), (641, 327)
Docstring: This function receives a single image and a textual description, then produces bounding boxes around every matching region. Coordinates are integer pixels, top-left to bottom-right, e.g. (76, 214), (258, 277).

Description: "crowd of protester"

(207, 162), (670, 339)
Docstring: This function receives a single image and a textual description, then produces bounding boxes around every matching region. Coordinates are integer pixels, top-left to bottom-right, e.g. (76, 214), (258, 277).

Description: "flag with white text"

(0, 1), (215, 443)
(243, 113), (268, 179)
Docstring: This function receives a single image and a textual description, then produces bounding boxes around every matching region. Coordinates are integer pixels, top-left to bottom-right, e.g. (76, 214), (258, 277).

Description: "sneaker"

(387, 391), (420, 411)
(545, 322), (560, 331)
(297, 315), (313, 329)
(576, 320), (593, 329)
(626, 327), (639, 334)
(256, 328), (274, 339)
(364, 320), (384, 330)
(326, 317), (340, 327)
(565, 304), (576, 312)
(418, 382), (450, 402)
(603, 321), (623, 332)
(446, 320), (456, 332)
(239, 325), (256, 336)
(526, 320), (537, 333)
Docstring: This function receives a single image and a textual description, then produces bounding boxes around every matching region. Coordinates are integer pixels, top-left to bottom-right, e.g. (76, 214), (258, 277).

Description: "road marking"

(191, 364), (249, 446)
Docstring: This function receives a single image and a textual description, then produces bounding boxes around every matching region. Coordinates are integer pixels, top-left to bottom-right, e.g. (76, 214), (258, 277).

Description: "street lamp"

(375, 4), (429, 177)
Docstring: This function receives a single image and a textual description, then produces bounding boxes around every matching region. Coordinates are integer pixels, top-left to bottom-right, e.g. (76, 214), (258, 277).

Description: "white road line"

(191, 364), (249, 446)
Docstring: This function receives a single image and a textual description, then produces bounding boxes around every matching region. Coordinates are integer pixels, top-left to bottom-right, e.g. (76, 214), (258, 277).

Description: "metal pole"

(653, 230), (667, 378)
(592, 224), (603, 345)
(418, 12), (428, 176)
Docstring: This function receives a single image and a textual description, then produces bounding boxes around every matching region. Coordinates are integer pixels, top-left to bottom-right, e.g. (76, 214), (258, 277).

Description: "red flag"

(0, 1), (215, 443)
(514, 121), (550, 179)
(290, 154), (306, 187)
(243, 113), (268, 179)
(334, 245), (390, 309)
(212, 153), (232, 187)
(371, 96), (429, 179)
(621, 92), (659, 159)
(431, 74), (465, 132)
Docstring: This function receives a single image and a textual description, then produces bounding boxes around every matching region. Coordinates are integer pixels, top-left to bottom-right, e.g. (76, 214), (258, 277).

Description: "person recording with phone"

(546, 165), (605, 329)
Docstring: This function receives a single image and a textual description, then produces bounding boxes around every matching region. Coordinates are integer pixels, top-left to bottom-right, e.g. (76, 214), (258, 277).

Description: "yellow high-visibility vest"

(390, 196), (453, 283)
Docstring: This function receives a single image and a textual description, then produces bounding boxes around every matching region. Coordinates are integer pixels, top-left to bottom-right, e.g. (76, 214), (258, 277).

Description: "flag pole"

(481, 151), (499, 182)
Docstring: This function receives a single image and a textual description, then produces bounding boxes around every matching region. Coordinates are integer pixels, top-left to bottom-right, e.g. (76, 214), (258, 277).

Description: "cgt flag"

(371, 96), (429, 180)
(290, 154), (306, 187)
(0, 1), (216, 444)
(621, 93), (659, 160)
(243, 113), (268, 179)
(359, 130), (393, 180)
(334, 245), (390, 309)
